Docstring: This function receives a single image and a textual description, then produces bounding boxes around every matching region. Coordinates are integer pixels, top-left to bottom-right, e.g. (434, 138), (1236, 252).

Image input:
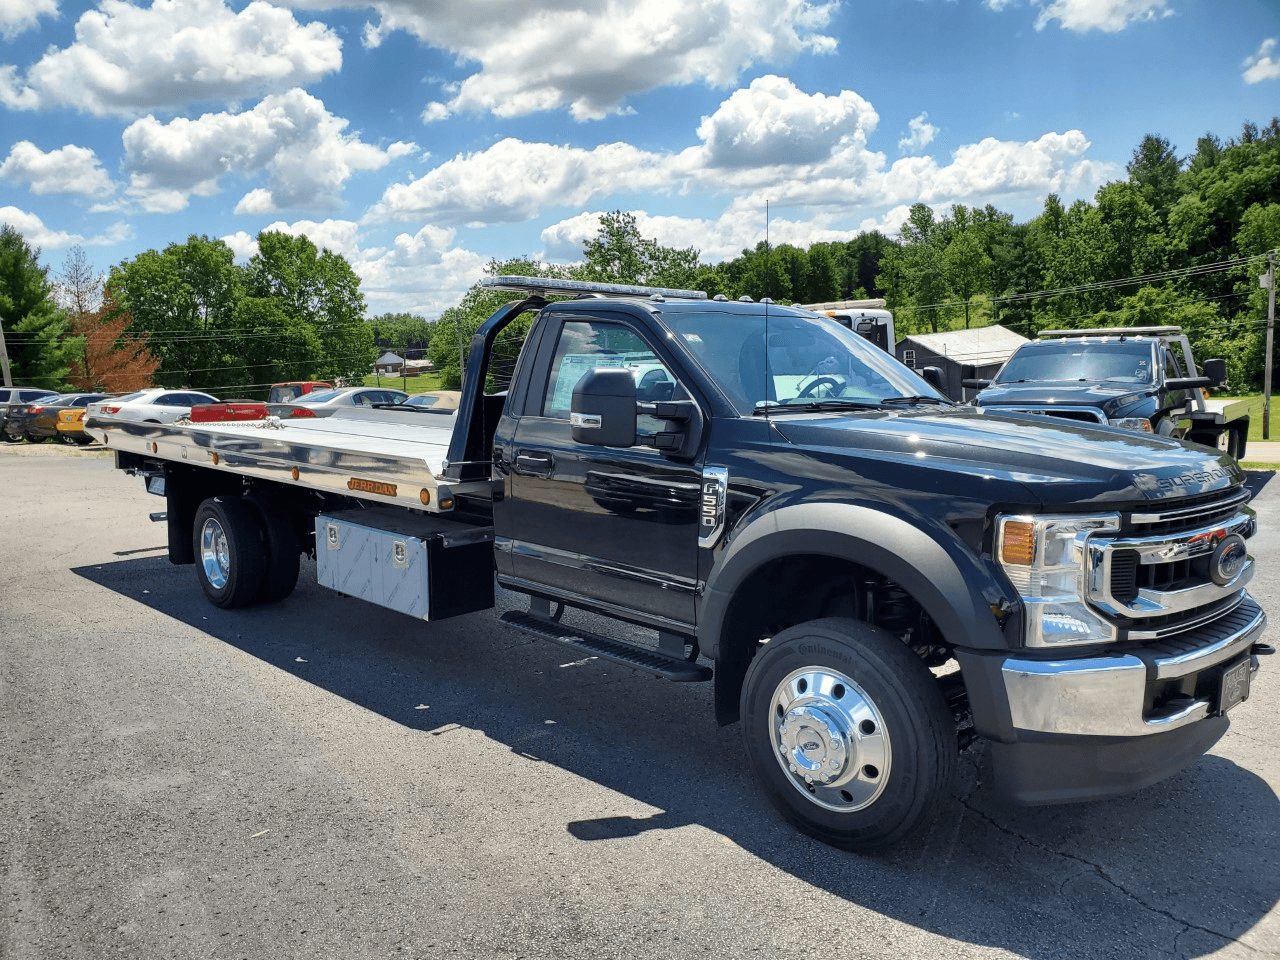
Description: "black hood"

(770, 406), (1242, 509)
(975, 380), (1150, 411)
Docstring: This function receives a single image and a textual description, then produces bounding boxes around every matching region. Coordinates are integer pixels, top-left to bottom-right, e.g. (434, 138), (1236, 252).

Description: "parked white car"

(267, 386), (408, 419)
(87, 388), (220, 424)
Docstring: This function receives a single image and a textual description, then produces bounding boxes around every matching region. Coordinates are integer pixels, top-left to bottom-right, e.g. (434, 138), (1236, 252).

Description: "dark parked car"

(0, 387), (61, 442)
(4, 393), (110, 442)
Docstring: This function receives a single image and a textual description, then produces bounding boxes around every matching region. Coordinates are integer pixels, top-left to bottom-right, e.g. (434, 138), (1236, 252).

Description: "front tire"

(740, 618), (957, 851)
(193, 497), (267, 609)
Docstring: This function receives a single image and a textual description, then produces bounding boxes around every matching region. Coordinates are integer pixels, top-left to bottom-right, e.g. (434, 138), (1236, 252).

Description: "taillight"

(288, 407), (316, 418)
(27, 405), (44, 414)
(101, 405), (121, 414)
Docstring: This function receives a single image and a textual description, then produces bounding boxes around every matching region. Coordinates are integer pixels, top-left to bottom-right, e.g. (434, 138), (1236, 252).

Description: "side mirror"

(571, 368), (637, 447)
(961, 378), (991, 390)
(1202, 358), (1227, 388)
(920, 366), (946, 393)
(1165, 376), (1213, 392)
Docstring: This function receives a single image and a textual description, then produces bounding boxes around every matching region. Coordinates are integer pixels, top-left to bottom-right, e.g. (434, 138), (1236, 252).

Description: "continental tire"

(740, 617), (957, 850)
(192, 497), (267, 609)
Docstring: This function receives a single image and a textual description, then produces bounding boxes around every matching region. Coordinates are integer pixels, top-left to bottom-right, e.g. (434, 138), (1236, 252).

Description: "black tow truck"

(90, 278), (1270, 850)
(966, 325), (1251, 458)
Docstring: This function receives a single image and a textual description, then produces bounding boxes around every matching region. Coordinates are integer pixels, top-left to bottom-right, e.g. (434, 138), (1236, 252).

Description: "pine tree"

(0, 225), (78, 389)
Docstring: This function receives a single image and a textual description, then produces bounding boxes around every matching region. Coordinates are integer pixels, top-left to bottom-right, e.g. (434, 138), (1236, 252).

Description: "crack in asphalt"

(958, 795), (1260, 956)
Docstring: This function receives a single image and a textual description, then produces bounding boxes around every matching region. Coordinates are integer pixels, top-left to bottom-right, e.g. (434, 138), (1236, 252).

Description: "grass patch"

(361, 371), (445, 393)
(1240, 461), (1279, 471)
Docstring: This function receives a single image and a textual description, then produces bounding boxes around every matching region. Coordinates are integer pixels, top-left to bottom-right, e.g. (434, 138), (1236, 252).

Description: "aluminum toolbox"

(315, 508), (494, 620)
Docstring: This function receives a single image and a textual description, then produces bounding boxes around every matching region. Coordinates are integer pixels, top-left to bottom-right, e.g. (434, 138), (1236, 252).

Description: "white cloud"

(222, 219), (485, 315)
(1243, 38), (1280, 84)
(0, 0), (57, 39)
(540, 203), (855, 264)
(898, 113), (938, 153)
(0, 0), (342, 116)
(369, 77), (1108, 252)
(983, 0), (1017, 10)
(282, 0), (836, 120)
(1033, 0), (1171, 33)
(0, 206), (129, 249)
(0, 141), (115, 198)
(694, 75), (877, 169)
(122, 89), (415, 213)
(366, 138), (670, 225)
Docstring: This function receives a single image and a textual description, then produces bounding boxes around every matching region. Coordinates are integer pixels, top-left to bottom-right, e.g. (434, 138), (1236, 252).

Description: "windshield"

(295, 389), (342, 404)
(662, 309), (945, 414)
(404, 395), (438, 406)
(995, 340), (1155, 385)
(269, 385), (301, 403)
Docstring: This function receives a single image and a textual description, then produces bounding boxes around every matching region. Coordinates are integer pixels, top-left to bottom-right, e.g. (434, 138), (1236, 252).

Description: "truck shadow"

(74, 556), (1280, 960)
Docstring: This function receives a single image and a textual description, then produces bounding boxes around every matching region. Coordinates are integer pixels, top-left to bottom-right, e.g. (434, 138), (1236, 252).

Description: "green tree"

(942, 230), (992, 328)
(244, 231), (374, 386)
(1126, 134), (1182, 216)
(109, 236), (242, 390)
(579, 211), (700, 289)
(370, 312), (433, 354)
(0, 225), (78, 388)
(428, 258), (571, 390)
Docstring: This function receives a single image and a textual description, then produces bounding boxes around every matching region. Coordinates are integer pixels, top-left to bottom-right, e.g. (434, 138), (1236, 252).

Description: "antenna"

(763, 199), (771, 422)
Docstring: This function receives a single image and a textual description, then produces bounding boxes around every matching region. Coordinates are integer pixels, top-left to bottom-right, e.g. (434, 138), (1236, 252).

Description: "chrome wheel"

(200, 517), (231, 590)
(771, 666), (892, 812)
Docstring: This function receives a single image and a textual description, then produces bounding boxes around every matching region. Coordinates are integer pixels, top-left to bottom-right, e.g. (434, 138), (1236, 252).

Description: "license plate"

(1218, 658), (1252, 714)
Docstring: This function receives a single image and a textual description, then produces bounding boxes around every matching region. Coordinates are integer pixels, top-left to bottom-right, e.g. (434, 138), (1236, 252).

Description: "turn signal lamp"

(288, 407), (317, 418)
(1000, 520), (1036, 566)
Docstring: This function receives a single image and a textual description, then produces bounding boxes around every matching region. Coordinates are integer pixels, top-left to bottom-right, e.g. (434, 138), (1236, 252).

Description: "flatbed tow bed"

(90, 409), (487, 513)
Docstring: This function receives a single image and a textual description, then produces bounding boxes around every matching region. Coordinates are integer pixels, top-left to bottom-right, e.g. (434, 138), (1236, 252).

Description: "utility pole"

(0, 315), (12, 387)
(1264, 253), (1276, 440)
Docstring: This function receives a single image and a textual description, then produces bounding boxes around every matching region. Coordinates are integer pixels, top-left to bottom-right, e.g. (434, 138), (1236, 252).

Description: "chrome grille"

(1127, 488), (1250, 536)
(1087, 507), (1255, 635)
(987, 405), (1106, 423)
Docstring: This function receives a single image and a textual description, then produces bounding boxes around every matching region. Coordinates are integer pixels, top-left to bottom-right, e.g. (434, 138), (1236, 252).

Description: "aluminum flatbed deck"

(87, 411), (488, 513)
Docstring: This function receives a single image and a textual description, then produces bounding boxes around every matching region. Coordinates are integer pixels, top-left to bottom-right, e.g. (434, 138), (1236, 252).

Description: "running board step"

(500, 611), (711, 682)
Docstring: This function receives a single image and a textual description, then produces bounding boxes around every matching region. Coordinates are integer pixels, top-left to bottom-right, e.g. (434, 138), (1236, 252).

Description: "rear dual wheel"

(193, 496), (301, 608)
(741, 618), (957, 851)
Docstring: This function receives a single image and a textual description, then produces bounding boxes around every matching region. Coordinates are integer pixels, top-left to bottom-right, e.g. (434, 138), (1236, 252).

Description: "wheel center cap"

(779, 705), (851, 785)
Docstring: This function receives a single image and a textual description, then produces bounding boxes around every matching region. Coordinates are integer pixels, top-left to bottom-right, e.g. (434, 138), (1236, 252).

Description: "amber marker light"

(1000, 520), (1036, 566)
(210, 452), (220, 465)
(291, 467), (300, 481)
(419, 489), (432, 506)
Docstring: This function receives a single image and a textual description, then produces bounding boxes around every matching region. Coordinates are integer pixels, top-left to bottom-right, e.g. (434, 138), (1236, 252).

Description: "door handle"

(515, 452), (555, 478)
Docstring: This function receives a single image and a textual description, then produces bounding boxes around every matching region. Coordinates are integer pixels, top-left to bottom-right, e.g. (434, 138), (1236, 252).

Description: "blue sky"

(1, 0), (1277, 316)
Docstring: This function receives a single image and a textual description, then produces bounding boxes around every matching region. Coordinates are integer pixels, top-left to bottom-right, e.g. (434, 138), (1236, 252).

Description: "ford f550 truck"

(89, 277), (1270, 850)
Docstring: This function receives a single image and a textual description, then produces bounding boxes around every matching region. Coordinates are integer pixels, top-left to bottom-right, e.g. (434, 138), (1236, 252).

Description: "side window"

(0, 390), (10, 402)
(541, 320), (682, 419)
(156, 393), (181, 406)
(1163, 350), (1182, 381)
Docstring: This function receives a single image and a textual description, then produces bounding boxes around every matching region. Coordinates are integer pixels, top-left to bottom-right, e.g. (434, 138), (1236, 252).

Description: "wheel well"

(712, 554), (953, 725)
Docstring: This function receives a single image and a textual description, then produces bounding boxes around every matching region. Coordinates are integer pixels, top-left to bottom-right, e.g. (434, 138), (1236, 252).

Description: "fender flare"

(699, 501), (1015, 661)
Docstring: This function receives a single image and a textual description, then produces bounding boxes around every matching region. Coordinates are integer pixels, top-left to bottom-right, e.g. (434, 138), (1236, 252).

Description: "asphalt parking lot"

(2, 445), (1277, 960)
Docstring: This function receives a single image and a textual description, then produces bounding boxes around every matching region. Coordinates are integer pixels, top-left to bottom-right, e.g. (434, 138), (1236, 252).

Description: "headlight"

(996, 513), (1120, 647)
(1107, 417), (1152, 433)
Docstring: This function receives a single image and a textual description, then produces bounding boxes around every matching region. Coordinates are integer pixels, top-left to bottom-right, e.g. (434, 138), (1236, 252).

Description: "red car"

(267, 381), (331, 404)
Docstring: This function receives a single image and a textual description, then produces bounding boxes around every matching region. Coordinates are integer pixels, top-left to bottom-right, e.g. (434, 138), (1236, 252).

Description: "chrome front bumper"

(999, 595), (1266, 738)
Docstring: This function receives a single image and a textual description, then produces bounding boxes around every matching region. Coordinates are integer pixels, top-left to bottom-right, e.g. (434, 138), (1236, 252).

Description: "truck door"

(503, 315), (702, 628)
